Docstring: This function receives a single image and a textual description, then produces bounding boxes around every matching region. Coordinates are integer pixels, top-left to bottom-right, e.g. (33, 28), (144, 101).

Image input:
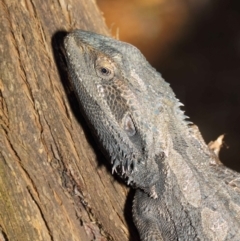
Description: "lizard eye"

(95, 58), (115, 80)
(100, 67), (111, 76)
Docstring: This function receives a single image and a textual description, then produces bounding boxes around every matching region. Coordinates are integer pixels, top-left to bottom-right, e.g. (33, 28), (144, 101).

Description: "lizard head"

(64, 30), (186, 194)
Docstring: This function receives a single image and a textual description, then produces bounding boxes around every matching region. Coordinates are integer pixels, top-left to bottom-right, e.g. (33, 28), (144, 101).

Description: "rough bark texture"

(0, 1), (136, 240)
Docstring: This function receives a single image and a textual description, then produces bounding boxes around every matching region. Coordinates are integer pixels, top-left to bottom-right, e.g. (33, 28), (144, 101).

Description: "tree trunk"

(0, 1), (137, 240)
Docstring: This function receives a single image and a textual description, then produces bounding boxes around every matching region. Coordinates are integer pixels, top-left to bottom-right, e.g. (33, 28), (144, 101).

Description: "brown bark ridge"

(0, 1), (137, 240)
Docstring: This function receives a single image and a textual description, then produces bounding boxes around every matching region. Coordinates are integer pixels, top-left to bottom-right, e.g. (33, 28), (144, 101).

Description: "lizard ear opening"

(123, 114), (136, 137)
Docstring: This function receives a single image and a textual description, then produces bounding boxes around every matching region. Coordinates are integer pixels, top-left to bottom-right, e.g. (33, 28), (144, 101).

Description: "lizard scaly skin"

(64, 30), (240, 241)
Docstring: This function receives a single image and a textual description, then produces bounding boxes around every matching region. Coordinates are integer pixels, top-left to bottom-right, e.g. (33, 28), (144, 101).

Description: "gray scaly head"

(64, 30), (186, 196)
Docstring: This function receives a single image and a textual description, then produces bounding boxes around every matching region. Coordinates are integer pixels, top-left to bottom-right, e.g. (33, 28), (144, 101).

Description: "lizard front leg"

(133, 189), (176, 241)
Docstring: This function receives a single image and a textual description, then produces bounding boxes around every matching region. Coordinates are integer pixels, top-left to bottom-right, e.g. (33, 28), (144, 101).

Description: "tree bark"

(0, 1), (137, 240)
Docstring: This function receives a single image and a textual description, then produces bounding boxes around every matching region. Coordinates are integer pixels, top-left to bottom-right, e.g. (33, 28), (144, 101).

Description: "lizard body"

(64, 30), (240, 240)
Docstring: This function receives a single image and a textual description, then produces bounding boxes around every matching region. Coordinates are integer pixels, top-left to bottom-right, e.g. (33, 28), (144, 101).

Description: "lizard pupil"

(101, 67), (110, 75)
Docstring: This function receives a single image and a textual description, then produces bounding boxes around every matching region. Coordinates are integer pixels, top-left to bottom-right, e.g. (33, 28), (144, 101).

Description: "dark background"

(97, 0), (240, 171)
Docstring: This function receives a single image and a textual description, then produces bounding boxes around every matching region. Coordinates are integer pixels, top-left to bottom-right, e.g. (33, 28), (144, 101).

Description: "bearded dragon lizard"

(64, 30), (240, 241)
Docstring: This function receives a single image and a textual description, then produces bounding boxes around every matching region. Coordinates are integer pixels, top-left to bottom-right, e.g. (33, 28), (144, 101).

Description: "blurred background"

(97, 0), (240, 170)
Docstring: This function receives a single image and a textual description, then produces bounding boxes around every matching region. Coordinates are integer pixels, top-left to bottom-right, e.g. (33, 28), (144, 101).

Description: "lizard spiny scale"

(64, 30), (240, 241)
